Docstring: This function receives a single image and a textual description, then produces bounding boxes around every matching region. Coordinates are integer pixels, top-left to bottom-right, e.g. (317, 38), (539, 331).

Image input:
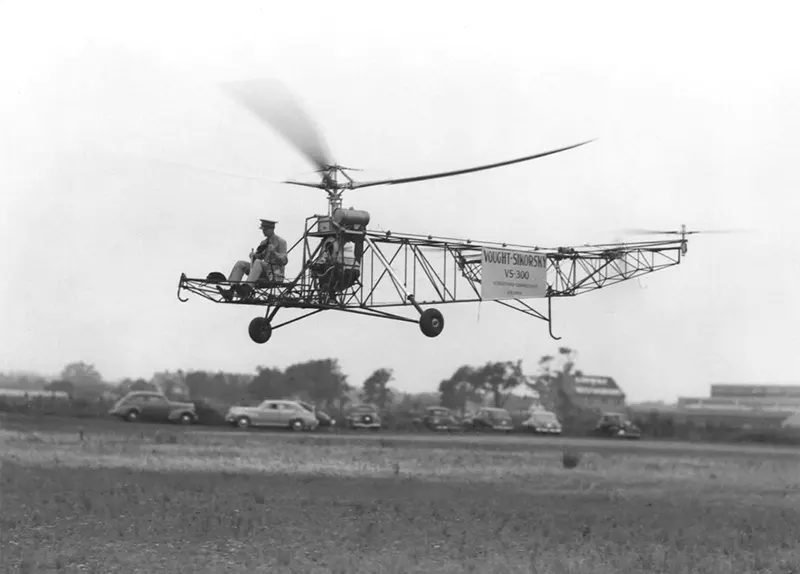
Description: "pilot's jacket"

(254, 234), (289, 280)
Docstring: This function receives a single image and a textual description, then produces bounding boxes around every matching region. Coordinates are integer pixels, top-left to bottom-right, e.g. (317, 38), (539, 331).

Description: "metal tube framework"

(177, 217), (686, 333)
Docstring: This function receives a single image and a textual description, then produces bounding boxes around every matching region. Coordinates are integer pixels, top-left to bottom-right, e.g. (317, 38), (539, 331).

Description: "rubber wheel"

(179, 413), (193, 425)
(419, 308), (444, 338)
(248, 317), (272, 344)
(236, 417), (251, 429)
(125, 410), (139, 423)
(289, 419), (304, 432)
(206, 271), (227, 283)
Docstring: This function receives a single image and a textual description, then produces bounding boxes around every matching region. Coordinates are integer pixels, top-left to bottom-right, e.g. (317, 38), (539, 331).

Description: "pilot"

(218, 218), (288, 301)
(311, 236), (361, 295)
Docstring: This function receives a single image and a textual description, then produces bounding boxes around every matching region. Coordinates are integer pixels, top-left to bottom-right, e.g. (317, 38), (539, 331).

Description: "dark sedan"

(594, 412), (641, 439)
(417, 407), (461, 432)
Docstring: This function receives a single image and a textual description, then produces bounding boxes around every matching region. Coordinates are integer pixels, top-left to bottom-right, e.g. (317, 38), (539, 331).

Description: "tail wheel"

(419, 308), (444, 338)
(248, 317), (272, 344)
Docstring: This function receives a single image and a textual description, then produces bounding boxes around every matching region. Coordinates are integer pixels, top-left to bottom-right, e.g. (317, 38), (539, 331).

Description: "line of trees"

(1, 347), (586, 421)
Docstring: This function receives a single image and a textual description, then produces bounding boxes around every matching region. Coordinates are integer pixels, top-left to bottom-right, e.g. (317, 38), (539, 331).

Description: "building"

(562, 374), (626, 411)
(711, 384), (800, 400)
(676, 383), (800, 429)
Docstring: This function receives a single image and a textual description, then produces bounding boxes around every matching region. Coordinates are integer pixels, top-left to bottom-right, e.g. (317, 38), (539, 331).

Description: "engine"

(333, 208), (370, 230)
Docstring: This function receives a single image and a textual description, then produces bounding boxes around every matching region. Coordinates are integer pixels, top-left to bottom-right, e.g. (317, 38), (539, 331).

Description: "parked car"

(416, 406), (461, 432)
(346, 404), (382, 430)
(594, 412), (641, 439)
(298, 401), (336, 428)
(522, 410), (563, 435)
(226, 399), (319, 431)
(109, 391), (197, 425)
(467, 407), (515, 433)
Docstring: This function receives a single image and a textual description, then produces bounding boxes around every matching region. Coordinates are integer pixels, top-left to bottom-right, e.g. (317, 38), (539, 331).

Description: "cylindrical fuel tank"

(333, 208), (370, 228)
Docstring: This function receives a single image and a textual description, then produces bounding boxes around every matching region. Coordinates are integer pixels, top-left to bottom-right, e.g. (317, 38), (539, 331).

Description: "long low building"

(672, 383), (800, 429)
(711, 383), (800, 399)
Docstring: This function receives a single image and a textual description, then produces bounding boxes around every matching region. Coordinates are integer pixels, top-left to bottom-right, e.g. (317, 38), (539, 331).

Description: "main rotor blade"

(349, 140), (595, 190)
(222, 79), (333, 171)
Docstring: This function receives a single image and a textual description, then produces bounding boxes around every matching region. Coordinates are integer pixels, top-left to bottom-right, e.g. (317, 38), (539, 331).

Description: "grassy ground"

(2, 417), (800, 573)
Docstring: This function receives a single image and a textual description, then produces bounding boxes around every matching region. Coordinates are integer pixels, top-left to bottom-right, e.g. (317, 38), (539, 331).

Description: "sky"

(2, 0), (799, 403)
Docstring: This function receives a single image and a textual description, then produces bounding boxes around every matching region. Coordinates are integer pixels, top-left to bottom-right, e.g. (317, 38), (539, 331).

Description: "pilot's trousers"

(228, 260), (284, 283)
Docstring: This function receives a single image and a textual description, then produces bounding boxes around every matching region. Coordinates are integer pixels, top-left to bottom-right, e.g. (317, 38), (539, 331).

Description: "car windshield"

(536, 413), (558, 422)
(489, 410), (511, 420)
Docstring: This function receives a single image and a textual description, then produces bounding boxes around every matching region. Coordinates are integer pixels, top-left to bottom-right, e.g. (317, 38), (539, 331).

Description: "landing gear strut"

(248, 317), (272, 344)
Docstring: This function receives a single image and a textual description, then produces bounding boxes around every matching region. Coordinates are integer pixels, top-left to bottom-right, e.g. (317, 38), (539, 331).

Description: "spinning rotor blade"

(222, 79), (333, 171)
(622, 227), (752, 236)
(348, 139), (595, 190)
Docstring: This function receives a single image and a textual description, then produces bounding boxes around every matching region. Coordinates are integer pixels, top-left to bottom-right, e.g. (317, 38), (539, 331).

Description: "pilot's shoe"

(216, 287), (235, 302)
(235, 284), (255, 300)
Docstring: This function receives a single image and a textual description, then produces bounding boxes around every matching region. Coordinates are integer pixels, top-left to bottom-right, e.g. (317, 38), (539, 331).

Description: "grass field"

(2, 416), (800, 573)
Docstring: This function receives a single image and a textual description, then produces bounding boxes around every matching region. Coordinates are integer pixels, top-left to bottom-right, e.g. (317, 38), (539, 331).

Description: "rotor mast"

(321, 165), (355, 216)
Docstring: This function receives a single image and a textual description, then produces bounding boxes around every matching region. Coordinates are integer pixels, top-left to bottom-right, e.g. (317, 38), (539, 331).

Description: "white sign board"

(480, 247), (548, 300)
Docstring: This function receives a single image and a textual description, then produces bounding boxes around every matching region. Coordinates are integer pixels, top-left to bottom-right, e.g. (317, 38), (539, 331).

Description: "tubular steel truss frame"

(178, 215), (687, 340)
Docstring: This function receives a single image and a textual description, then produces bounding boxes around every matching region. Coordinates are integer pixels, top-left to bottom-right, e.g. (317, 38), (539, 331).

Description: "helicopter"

(177, 79), (709, 344)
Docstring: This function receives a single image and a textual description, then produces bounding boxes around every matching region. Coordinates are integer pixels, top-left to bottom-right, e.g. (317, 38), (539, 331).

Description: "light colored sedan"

(226, 399), (319, 431)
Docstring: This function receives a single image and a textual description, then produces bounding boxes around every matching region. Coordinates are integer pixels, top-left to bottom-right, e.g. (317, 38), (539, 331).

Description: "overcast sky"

(2, 1), (798, 402)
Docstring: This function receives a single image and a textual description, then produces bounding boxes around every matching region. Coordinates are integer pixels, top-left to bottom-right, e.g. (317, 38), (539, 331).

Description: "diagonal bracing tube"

(362, 235), (425, 315)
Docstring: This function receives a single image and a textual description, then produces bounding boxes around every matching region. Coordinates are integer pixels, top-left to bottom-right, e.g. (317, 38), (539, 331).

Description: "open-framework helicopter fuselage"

(176, 79), (697, 344)
(177, 204), (691, 344)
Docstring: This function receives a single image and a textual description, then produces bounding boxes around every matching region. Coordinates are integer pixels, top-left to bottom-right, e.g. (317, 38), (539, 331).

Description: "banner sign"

(480, 248), (548, 300)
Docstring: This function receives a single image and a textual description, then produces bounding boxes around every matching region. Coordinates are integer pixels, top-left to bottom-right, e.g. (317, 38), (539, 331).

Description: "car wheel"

(289, 419), (304, 432)
(236, 417), (251, 429)
(125, 410), (139, 423)
(179, 413), (194, 425)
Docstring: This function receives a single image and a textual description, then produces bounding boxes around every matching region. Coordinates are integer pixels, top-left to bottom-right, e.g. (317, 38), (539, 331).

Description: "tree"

(60, 362), (107, 397)
(533, 347), (585, 423)
(61, 362), (103, 387)
(361, 368), (395, 409)
(247, 367), (287, 400)
(184, 371), (253, 403)
(439, 365), (483, 415)
(283, 359), (352, 410)
(45, 380), (74, 396)
(472, 360), (526, 407)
